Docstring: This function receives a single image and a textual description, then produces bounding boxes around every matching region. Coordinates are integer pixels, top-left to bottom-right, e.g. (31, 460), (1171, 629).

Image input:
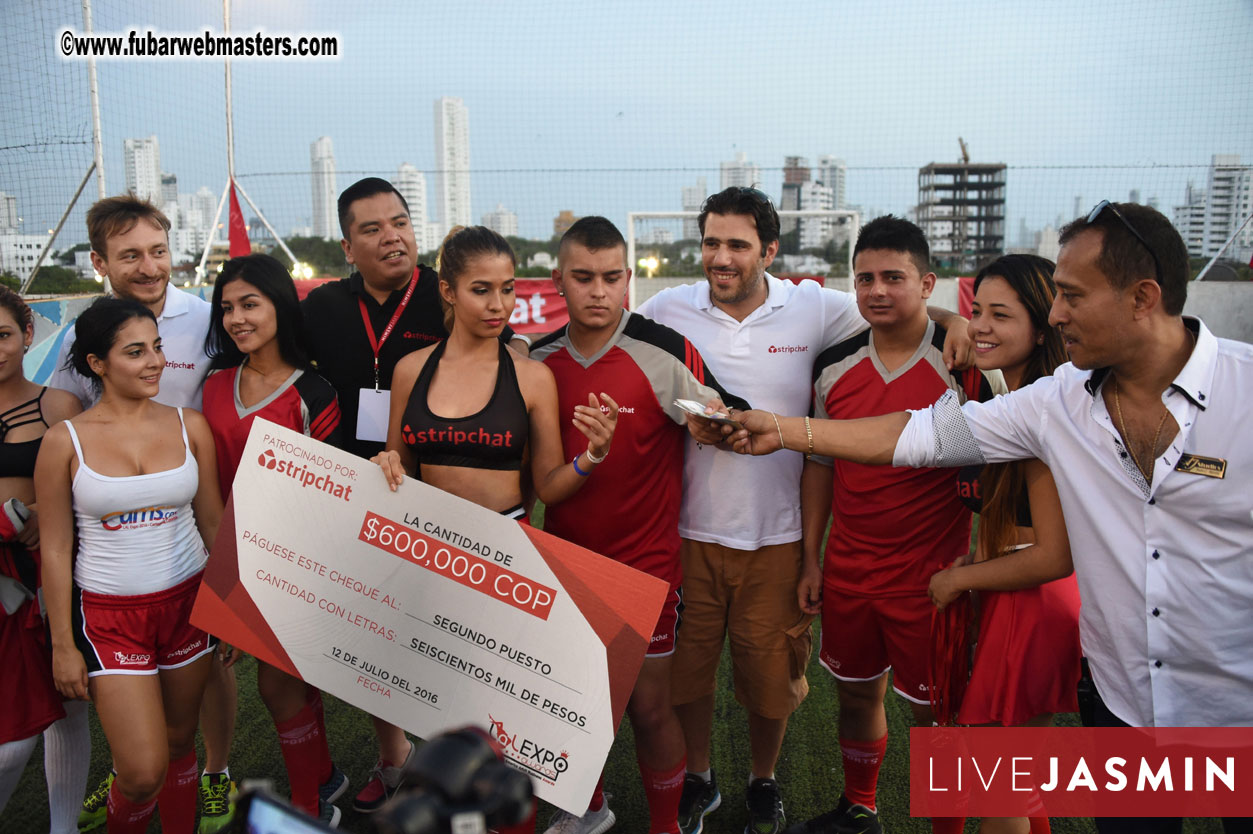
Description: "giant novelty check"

(191, 419), (669, 813)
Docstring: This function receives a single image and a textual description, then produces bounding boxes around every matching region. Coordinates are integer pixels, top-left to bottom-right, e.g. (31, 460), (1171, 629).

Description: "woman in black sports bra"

(368, 227), (619, 818)
(375, 226), (618, 511)
(0, 286), (85, 827)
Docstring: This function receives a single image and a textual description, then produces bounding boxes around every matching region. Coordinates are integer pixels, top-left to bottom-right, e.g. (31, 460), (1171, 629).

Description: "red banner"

(509, 279), (568, 335)
(910, 726), (1253, 818)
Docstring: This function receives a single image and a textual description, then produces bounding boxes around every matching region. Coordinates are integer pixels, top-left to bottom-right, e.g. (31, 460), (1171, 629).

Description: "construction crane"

(959, 137), (970, 164)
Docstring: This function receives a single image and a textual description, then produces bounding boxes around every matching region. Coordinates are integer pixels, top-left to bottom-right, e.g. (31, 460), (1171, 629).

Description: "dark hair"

(1058, 202), (1188, 316)
(0, 286), (33, 334)
(436, 226), (517, 331)
(973, 254), (1067, 562)
(337, 177), (410, 239)
(853, 215), (931, 276)
(559, 216), (627, 262)
(206, 254), (310, 371)
(698, 187), (780, 256)
(86, 194), (170, 258)
(69, 297), (157, 391)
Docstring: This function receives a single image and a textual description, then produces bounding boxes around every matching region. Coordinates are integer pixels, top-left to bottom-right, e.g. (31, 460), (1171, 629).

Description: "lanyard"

(357, 269), (419, 390)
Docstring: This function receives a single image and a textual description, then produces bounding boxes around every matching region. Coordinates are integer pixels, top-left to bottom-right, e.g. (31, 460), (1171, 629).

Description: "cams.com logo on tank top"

(100, 506), (179, 531)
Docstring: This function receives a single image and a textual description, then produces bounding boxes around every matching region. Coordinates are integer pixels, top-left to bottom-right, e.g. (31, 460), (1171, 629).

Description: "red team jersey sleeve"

(810, 321), (998, 597)
(202, 367), (342, 502)
(531, 312), (747, 588)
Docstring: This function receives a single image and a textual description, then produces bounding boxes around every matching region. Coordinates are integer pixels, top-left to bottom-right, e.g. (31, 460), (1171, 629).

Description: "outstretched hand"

(725, 409), (786, 456)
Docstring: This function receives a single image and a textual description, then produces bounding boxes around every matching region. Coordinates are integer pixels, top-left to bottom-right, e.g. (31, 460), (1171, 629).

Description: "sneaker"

(318, 799), (342, 829)
(782, 797), (881, 834)
(744, 778), (785, 834)
(77, 771), (113, 832)
(319, 765), (349, 805)
(197, 772), (236, 834)
(352, 740), (415, 813)
(542, 794), (616, 834)
(678, 772), (721, 834)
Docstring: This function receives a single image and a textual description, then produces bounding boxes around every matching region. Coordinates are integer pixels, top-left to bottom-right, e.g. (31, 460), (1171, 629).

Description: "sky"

(3, 0), (1252, 245)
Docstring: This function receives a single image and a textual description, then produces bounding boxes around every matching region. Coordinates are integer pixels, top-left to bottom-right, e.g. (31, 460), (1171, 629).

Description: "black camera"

(231, 726), (533, 834)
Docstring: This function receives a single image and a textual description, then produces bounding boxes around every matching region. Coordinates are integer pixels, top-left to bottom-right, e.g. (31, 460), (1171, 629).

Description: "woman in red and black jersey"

(202, 253), (345, 826)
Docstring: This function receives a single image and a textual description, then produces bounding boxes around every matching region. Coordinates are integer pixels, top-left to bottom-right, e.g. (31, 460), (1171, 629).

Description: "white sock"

(689, 768), (711, 782)
(202, 767), (230, 779)
(0, 734), (40, 813)
(749, 772), (774, 785)
(45, 700), (91, 834)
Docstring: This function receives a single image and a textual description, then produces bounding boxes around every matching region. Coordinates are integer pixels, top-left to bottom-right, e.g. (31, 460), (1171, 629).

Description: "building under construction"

(917, 161), (1006, 272)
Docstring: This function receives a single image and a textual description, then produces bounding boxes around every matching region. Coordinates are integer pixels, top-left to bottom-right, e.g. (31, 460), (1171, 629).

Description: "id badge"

(356, 387), (391, 443)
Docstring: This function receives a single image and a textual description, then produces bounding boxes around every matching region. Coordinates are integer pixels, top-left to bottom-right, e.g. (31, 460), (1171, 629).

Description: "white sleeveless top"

(67, 408), (208, 595)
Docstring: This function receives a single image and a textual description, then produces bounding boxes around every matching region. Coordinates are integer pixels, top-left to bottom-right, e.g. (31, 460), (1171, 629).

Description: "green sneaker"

(197, 772), (236, 834)
(77, 771), (114, 832)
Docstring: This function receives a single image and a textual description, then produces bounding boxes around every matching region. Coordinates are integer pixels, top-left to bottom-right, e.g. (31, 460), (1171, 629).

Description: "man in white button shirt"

(727, 202), (1253, 834)
(637, 187), (972, 834)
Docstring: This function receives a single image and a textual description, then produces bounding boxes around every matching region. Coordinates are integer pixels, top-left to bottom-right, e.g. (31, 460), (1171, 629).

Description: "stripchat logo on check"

(256, 448), (354, 502)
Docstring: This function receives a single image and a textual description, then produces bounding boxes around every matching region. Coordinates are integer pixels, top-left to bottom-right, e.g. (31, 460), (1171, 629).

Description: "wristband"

(770, 412), (785, 451)
(804, 416), (814, 455)
(584, 445), (607, 464)
(572, 453), (592, 476)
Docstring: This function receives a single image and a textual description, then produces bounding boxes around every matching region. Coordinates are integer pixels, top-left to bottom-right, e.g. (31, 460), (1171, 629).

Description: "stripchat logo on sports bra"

(400, 423), (516, 448)
(101, 505), (178, 531)
(256, 448), (354, 502)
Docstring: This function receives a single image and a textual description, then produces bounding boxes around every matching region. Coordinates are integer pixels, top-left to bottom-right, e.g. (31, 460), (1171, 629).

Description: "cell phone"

(232, 788), (337, 834)
(673, 398), (741, 429)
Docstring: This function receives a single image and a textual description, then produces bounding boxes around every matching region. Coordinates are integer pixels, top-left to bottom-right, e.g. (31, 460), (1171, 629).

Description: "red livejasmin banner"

(910, 727), (1253, 818)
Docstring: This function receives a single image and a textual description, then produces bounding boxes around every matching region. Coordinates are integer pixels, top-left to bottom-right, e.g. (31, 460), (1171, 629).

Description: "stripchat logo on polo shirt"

(768, 344), (808, 354)
(256, 448), (353, 502)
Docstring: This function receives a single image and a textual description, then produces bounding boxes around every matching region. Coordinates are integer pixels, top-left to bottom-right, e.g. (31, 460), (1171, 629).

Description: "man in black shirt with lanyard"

(300, 177), (525, 811)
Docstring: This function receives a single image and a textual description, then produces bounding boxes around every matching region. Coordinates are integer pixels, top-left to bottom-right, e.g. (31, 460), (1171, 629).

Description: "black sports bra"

(401, 340), (529, 471)
(0, 388), (49, 479)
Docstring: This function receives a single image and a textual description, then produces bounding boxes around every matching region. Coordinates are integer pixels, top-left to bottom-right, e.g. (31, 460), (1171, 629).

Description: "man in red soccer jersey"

(530, 217), (747, 834)
(790, 217), (1001, 834)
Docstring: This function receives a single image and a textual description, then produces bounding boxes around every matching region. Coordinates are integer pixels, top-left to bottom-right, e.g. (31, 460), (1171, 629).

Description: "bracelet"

(770, 412), (785, 450)
(584, 445), (608, 464)
(572, 453), (592, 476)
(804, 416), (814, 455)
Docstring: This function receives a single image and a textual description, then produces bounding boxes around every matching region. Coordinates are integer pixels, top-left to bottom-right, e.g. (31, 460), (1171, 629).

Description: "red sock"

(493, 797), (536, 834)
(931, 818), (965, 834)
(306, 687), (333, 784)
(840, 734), (886, 811)
(276, 700), (326, 814)
(638, 755), (685, 834)
(156, 750), (198, 834)
(587, 773), (605, 812)
(106, 781), (157, 834)
(1029, 818), (1051, 834)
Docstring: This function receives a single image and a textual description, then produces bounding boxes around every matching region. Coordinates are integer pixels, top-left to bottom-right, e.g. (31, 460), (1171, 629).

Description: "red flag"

(228, 181), (251, 257)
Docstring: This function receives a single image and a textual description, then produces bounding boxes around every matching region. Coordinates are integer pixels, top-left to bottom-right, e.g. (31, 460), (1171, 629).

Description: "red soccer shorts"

(646, 586), (684, 657)
(73, 571), (216, 676)
(819, 589), (933, 704)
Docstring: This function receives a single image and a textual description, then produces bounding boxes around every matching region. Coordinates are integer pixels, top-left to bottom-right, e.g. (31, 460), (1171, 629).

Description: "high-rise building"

(798, 181), (834, 250)
(123, 136), (162, 203)
(434, 97), (471, 235)
(393, 163), (431, 251)
(310, 137), (337, 241)
(0, 192), (17, 232)
(681, 177), (707, 240)
(917, 161), (1007, 271)
(1129, 189), (1141, 205)
(161, 173), (178, 206)
(780, 156), (810, 235)
(1173, 181), (1207, 257)
(815, 156), (847, 210)
(554, 210), (578, 238)
(720, 152), (759, 190)
(482, 203), (518, 238)
(1202, 154), (1253, 262)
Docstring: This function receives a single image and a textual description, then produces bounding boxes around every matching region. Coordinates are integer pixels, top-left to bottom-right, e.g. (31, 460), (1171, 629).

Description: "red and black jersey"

(202, 366), (341, 502)
(531, 312), (748, 588)
(812, 321), (1000, 597)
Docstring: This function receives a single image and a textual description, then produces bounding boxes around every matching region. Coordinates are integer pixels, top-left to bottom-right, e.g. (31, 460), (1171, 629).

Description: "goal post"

(626, 209), (861, 309)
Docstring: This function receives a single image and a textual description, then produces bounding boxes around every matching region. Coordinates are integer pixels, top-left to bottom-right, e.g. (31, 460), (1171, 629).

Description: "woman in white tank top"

(36, 297), (223, 834)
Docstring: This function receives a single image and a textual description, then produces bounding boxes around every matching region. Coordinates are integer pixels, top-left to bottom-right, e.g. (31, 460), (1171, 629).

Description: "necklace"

(1112, 376), (1169, 483)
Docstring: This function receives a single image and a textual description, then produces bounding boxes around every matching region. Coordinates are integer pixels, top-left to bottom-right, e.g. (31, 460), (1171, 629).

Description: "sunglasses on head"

(1085, 200), (1162, 284)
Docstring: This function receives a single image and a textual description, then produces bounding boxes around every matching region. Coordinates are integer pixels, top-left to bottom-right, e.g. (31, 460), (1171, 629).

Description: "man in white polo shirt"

(728, 202), (1253, 834)
(636, 187), (971, 834)
(49, 195), (212, 410)
(49, 195), (239, 834)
